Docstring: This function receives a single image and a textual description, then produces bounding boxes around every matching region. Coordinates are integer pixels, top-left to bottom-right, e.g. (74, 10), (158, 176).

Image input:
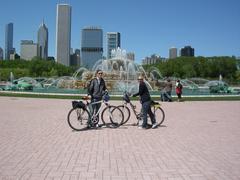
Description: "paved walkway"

(0, 96), (240, 180)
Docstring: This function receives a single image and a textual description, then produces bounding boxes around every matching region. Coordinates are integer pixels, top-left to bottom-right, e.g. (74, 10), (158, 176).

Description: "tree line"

(0, 56), (239, 84)
(143, 56), (240, 84)
(0, 57), (76, 81)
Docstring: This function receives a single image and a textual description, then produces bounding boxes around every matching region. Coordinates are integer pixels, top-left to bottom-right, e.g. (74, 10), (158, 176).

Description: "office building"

(20, 40), (38, 60)
(5, 23), (14, 60)
(180, 46), (194, 57)
(10, 53), (17, 60)
(56, 4), (71, 66)
(142, 54), (160, 65)
(9, 52), (20, 60)
(107, 32), (120, 58)
(169, 47), (178, 59)
(70, 49), (81, 66)
(81, 27), (103, 69)
(0, 47), (3, 60)
(38, 21), (48, 59)
(142, 54), (166, 65)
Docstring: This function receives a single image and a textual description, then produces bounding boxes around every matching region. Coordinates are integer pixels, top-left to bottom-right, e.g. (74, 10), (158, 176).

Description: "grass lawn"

(1, 91), (240, 101)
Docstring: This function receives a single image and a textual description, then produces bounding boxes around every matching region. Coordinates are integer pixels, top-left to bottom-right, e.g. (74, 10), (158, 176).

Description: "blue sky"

(0, 0), (240, 63)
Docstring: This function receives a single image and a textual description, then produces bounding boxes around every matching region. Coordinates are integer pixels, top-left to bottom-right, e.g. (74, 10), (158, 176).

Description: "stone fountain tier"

(72, 48), (159, 93)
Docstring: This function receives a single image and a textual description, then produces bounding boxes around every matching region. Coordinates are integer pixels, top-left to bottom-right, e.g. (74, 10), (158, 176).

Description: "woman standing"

(175, 80), (183, 102)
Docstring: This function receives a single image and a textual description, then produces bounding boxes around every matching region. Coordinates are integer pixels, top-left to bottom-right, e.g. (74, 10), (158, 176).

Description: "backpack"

(72, 101), (86, 110)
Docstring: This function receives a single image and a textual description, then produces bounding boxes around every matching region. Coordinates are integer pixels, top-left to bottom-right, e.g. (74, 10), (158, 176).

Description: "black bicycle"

(67, 93), (124, 131)
(116, 91), (165, 127)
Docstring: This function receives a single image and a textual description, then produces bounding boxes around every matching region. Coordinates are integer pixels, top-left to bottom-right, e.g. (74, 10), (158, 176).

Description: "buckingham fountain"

(72, 48), (162, 94)
(1, 48), (240, 96)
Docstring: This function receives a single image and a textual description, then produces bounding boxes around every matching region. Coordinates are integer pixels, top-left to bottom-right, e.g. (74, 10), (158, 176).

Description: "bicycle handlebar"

(81, 90), (109, 102)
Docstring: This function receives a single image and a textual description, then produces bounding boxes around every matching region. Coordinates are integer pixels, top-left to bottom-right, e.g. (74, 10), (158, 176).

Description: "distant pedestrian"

(160, 78), (172, 102)
(175, 79), (183, 102)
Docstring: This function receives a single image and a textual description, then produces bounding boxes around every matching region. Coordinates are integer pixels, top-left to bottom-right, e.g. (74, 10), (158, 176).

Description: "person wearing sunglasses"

(87, 69), (107, 127)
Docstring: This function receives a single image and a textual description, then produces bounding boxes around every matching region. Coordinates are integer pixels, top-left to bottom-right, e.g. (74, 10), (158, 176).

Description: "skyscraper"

(107, 32), (121, 59)
(5, 23), (14, 60)
(20, 40), (38, 60)
(56, 4), (71, 66)
(81, 27), (103, 69)
(180, 46), (194, 57)
(169, 47), (178, 59)
(38, 21), (48, 60)
(70, 49), (80, 66)
(0, 47), (3, 60)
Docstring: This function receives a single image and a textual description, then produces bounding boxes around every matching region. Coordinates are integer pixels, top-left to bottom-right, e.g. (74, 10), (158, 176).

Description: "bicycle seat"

(151, 100), (159, 105)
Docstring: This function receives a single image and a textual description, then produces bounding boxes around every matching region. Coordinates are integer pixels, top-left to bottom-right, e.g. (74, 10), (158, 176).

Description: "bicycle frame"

(68, 94), (123, 131)
(85, 99), (113, 121)
(122, 100), (141, 120)
(121, 91), (163, 124)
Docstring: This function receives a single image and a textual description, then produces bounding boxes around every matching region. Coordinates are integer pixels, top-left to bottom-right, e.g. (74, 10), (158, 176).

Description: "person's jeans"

(161, 91), (172, 101)
(88, 98), (101, 125)
(141, 101), (156, 127)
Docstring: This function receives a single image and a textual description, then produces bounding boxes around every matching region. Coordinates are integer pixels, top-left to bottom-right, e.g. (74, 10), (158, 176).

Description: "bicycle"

(116, 91), (165, 128)
(67, 93), (124, 131)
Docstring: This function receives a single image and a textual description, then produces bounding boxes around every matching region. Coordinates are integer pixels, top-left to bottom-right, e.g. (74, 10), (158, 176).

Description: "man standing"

(133, 75), (158, 129)
(88, 69), (107, 126)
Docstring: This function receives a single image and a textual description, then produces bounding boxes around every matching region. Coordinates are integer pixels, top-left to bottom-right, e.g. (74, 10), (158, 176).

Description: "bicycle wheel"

(101, 106), (124, 128)
(67, 108), (90, 131)
(151, 106), (165, 126)
(117, 105), (131, 125)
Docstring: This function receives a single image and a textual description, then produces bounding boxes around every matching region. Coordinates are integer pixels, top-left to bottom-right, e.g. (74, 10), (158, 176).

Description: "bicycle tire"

(67, 108), (91, 131)
(101, 106), (124, 128)
(117, 105), (131, 125)
(151, 106), (165, 126)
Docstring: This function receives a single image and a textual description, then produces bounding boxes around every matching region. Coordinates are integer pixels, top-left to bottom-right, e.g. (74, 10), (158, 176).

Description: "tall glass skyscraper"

(107, 32), (120, 59)
(56, 4), (71, 66)
(81, 27), (103, 69)
(5, 23), (14, 60)
(38, 21), (48, 60)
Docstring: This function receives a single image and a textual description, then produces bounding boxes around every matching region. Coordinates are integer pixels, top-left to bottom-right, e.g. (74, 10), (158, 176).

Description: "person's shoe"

(152, 123), (158, 129)
(95, 123), (101, 128)
(138, 126), (147, 129)
(86, 124), (92, 129)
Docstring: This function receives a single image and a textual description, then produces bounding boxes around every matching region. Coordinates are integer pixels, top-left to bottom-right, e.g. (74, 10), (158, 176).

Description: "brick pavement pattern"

(0, 96), (240, 180)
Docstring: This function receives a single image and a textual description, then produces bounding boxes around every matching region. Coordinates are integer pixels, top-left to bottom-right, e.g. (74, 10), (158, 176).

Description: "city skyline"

(0, 0), (240, 63)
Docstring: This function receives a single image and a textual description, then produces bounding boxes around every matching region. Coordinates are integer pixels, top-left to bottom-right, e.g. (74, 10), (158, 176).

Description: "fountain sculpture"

(72, 48), (161, 94)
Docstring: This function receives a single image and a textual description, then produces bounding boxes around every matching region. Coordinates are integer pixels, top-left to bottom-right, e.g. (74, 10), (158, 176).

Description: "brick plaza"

(0, 96), (240, 180)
